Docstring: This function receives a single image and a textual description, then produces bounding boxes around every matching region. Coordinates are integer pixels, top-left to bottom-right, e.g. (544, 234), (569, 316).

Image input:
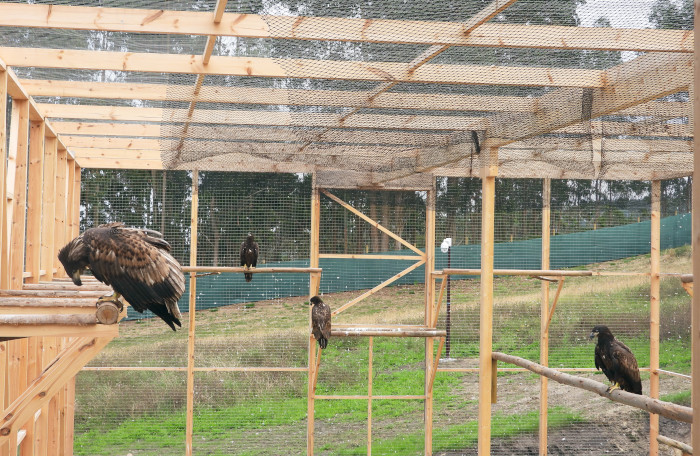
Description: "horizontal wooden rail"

(0, 289), (107, 298)
(81, 366), (308, 372)
(437, 367), (653, 373)
(314, 395), (426, 400)
(319, 253), (423, 260)
(657, 434), (693, 454)
(181, 266), (322, 274)
(435, 268), (594, 277)
(492, 352), (693, 423)
(331, 328), (446, 337)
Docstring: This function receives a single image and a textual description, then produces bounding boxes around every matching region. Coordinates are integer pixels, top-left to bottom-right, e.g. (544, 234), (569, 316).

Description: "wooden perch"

(492, 352), (693, 423)
(657, 434), (692, 455)
(331, 328), (446, 337)
(182, 266), (322, 274)
(680, 274), (693, 283)
(0, 314), (97, 326)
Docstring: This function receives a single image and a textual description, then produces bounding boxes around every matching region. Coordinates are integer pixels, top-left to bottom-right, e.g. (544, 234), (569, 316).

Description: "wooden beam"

(307, 176), (320, 456)
(424, 183), (437, 456)
(0, 4), (692, 52)
(692, 9), (700, 450)
(9, 100), (29, 290)
(38, 104), (485, 130)
(0, 68), (7, 293)
(40, 136), (57, 282)
(650, 180), (661, 456)
(493, 351), (693, 423)
(25, 120), (45, 284)
(657, 435), (693, 455)
(53, 149), (68, 277)
(0, 337), (113, 445)
(1, 47), (606, 88)
(539, 177), (551, 456)
(21, 79), (537, 113)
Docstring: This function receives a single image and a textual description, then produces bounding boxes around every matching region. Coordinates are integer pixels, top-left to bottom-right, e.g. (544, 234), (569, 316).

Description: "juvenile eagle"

(240, 233), (259, 282)
(311, 296), (331, 349)
(589, 325), (642, 394)
(58, 223), (185, 331)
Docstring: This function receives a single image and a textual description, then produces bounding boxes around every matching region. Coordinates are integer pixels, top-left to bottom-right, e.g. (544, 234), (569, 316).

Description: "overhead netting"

(0, 0), (691, 182)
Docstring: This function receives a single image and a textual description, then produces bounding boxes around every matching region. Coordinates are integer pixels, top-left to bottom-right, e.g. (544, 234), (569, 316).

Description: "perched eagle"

(589, 325), (642, 394)
(240, 233), (259, 282)
(311, 296), (331, 349)
(58, 223), (185, 331)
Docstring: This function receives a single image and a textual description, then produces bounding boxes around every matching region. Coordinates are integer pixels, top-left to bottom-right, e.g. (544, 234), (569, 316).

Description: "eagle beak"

(589, 331), (597, 340)
(71, 270), (83, 286)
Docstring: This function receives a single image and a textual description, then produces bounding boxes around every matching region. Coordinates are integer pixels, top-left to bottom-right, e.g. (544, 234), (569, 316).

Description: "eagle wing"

(594, 343), (614, 383)
(611, 339), (642, 394)
(251, 241), (259, 268)
(240, 241), (247, 267)
(312, 302), (331, 348)
(85, 224), (185, 330)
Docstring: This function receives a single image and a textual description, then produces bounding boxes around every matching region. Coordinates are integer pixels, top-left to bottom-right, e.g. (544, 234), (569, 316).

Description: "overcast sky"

(577, 0), (657, 28)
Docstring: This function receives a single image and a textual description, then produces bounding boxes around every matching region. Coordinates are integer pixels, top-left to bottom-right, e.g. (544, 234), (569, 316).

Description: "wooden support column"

(53, 148), (68, 277)
(478, 149), (497, 456)
(0, 68), (7, 291)
(691, 11), (699, 450)
(71, 163), (81, 239)
(185, 170), (199, 456)
(26, 120), (45, 284)
(424, 182), (436, 456)
(65, 159), (75, 244)
(9, 99), (29, 290)
(308, 174), (320, 456)
(367, 336), (373, 456)
(650, 180), (661, 456)
(40, 135), (57, 281)
(540, 177), (551, 456)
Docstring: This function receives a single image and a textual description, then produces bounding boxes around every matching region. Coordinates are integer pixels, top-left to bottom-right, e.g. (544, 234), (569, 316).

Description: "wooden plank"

(650, 180), (661, 456)
(367, 336), (373, 456)
(39, 104), (486, 130)
(478, 161), (497, 455)
(2, 47), (605, 88)
(539, 177), (550, 456)
(53, 149), (68, 277)
(185, 170), (198, 456)
(181, 266), (322, 274)
(0, 337), (113, 447)
(308, 177), (320, 456)
(26, 120), (45, 284)
(71, 148), (161, 160)
(424, 184), (436, 455)
(40, 136), (57, 282)
(331, 329), (446, 337)
(52, 121), (162, 137)
(319, 254), (423, 260)
(493, 352), (694, 423)
(22, 79), (537, 113)
(9, 100), (30, 290)
(75, 157), (163, 170)
(63, 378), (75, 456)
(70, 163), (80, 239)
(657, 435), (693, 455)
(0, 4), (693, 53)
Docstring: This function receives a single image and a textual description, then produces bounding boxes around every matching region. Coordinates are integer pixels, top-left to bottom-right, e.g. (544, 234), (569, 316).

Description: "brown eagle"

(58, 223), (185, 331)
(590, 325), (642, 394)
(240, 233), (259, 282)
(311, 296), (331, 349)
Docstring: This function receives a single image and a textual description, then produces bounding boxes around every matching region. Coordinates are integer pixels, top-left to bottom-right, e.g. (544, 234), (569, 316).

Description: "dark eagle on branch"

(58, 223), (186, 331)
(589, 325), (642, 394)
(311, 296), (331, 349)
(240, 233), (259, 282)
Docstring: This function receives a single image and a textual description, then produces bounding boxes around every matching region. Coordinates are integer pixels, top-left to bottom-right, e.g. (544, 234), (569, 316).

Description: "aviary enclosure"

(0, 0), (698, 455)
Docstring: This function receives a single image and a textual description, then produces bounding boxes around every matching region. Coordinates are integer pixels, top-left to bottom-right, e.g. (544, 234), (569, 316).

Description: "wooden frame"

(692, 6), (699, 452)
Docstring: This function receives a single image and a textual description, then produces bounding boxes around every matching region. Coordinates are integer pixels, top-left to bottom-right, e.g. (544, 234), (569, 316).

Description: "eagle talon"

(606, 383), (620, 394)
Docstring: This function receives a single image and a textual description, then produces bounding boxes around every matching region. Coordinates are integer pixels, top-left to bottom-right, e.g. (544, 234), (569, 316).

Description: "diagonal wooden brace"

(0, 336), (113, 444)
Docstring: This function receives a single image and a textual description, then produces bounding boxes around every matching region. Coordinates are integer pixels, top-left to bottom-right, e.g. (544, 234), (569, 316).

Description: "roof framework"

(0, 0), (693, 185)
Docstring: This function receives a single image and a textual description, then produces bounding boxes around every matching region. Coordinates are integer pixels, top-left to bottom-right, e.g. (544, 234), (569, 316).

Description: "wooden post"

(71, 164), (81, 239)
(691, 14), (699, 450)
(65, 159), (75, 245)
(0, 68), (7, 291)
(185, 170), (198, 456)
(367, 336), (373, 456)
(479, 151), (497, 456)
(53, 148), (68, 277)
(308, 174), (320, 456)
(650, 180), (661, 456)
(424, 183), (436, 456)
(540, 177), (551, 455)
(26, 120), (45, 284)
(9, 100), (29, 290)
(40, 135), (57, 282)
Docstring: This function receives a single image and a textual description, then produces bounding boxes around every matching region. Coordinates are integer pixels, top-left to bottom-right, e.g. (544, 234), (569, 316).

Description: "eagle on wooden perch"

(589, 325), (642, 394)
(240, 233), (259, 282)
(58, 223), (186, 331)
(311, 296), (331, 349)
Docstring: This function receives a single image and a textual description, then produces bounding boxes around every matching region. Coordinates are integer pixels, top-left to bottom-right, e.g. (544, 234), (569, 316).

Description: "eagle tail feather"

(319, 337), (327, 349)
(245, 273), (253, 282)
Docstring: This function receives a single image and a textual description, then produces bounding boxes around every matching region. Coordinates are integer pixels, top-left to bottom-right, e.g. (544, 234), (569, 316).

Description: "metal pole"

(446, 245), (451, 358)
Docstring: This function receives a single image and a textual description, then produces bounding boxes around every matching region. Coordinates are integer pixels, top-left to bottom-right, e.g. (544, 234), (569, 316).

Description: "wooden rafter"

(0, 47), (606, 88)
(0, 3), (692, 53)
